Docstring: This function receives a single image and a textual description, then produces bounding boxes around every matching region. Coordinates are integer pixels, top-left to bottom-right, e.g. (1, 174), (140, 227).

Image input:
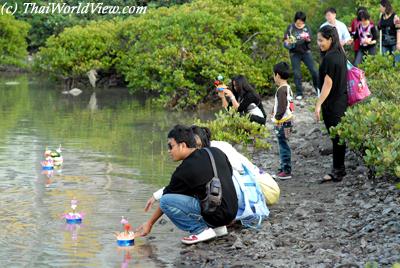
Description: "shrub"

(35, 20), (119, 79)
(0, 14), (30, 67)
(331, 99), (400, 178)
(360, 54), (400, 103)
(37, 0), (287, 108)
(195, 109), (271, 153)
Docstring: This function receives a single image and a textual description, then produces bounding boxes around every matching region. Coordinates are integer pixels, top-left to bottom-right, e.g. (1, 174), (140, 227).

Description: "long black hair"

(318, 25), (346, 58)
(380, 0), (393, 15)
(230, 75), (261, 101)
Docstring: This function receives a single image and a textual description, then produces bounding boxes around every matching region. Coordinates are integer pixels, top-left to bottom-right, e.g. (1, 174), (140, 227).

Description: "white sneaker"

(181, 228), (216, 245)
(295, 95), (303, 100)
(213, 226), (228, 237)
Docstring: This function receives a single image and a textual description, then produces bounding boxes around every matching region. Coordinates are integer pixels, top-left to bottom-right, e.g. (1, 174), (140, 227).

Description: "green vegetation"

(35, 20), (119, 79)
(195, 109), (271, 152)
(36, 0), (288, 109)
(0, 14), (30, 67)
(0, 0), (191, 50)
(331, 54), (400, 179)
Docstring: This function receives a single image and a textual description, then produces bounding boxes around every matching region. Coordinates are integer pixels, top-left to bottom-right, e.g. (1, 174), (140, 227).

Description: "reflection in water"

(0, 74), (207, 267)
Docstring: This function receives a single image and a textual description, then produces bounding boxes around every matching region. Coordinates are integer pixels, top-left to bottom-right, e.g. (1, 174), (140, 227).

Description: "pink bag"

(346, 61), (371, 106)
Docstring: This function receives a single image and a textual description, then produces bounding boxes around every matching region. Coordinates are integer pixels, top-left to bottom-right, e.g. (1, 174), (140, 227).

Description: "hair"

(357, 6), (367, 14)
(190, 125), (211, 148)
(324, 7), (337, 15)
(294, 11), (306, 22)
(231, 75), (261, 101)
(273, 62), (290, 80)
(380, 0), (393, 15)
(357, 10), (370, 21)
(167, 124), (196, 148)
(318, 25), (345, 56)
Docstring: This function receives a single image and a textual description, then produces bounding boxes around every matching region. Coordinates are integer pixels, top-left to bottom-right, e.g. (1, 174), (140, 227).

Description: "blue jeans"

(274, 121), (292, 173)
(290, 51), (319, 96)
(354, 46), (376, 66)
(382, 45), (400, 66)
(159, 194), (209, 235)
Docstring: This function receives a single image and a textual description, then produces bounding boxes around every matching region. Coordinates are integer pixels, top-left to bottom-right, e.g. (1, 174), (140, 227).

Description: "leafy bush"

(116, 0), (287, 108)
(35, 20), (119, 78)
(195, 109), (271, 152)
(36, 0), (287, 108)
(331, 99), (400, 178)
(360, 54), (400, 103)
(0, 14), (30, 67)
(1, 0), (191, 50)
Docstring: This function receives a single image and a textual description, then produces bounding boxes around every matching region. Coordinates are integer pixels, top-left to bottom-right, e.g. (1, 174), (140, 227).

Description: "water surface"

(0, 74), (207, 267)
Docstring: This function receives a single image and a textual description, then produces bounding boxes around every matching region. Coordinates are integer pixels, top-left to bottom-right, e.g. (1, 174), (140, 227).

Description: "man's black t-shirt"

(163, 147), (238, 227)
(319, 49), (348, 117)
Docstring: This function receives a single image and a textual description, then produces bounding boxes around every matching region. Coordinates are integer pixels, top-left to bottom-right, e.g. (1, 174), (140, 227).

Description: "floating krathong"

(115, 217), (135, 246)
(63, 198), (84, 224)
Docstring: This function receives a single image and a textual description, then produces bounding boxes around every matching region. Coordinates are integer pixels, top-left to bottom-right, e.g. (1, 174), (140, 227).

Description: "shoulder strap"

(204, 148), (218, 178)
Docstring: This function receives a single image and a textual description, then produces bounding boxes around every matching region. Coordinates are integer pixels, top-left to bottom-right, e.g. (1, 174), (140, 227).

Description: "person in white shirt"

(320, 7), (352, 47)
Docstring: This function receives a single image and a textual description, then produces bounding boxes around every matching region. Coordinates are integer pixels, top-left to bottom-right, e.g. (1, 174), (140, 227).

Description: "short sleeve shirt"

(318, 49), (348, 116)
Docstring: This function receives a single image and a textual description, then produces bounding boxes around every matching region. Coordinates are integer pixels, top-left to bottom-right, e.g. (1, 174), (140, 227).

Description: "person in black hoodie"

(136, 125), (238, 245)
(218, 75), (266, 125)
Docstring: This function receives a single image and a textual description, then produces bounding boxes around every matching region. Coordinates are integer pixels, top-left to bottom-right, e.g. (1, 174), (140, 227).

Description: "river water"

(0, 74), (211, 267)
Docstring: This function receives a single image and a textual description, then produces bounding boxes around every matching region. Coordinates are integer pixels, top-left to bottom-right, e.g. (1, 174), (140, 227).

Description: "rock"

(382, 207), (393, 215)
(307, 127), (321, 136)
(383, 196), (394, 204)
(232, 237), (245, 249)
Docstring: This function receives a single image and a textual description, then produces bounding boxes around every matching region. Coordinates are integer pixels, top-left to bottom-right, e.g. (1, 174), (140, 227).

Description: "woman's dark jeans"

(290, 51), (319, 96)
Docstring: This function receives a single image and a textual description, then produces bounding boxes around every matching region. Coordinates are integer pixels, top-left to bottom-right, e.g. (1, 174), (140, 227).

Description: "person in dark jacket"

(136, 125), (238, 245)
(284, 11), (319, 99)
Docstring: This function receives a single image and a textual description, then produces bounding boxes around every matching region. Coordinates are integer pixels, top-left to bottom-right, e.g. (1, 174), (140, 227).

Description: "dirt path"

(175, 85), (400, 267)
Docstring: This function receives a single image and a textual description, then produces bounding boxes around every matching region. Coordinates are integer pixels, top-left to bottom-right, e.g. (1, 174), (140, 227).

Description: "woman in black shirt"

(378, 0), (400, 58)
(315, 25), (348, 183)
(218, 75), (266, 125)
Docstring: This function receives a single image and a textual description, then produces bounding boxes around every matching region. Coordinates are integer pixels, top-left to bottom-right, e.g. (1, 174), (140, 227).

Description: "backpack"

(346, 60), (371, 106)
(232, 164), (270, 229)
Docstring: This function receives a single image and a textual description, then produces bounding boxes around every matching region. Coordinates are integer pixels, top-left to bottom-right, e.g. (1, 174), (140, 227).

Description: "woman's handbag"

(346, 60), (371, 106)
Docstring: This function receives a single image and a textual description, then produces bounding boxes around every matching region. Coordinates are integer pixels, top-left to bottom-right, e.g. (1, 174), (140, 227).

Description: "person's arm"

(315, 74), (333, 121)
(274, 87), (287, 122)
(342, 22), (352, 45)
(396, 15), (400, 51)
(135, 206), (163, 237)
(370, 26), (378, 45)
(223, 89), (240, 109)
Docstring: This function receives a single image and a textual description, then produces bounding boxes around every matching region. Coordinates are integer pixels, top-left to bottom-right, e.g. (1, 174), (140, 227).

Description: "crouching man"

(135, 124), (238, 244)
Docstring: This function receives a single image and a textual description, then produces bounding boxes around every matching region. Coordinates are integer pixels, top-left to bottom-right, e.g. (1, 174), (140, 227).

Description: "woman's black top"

(232, 91), (266, 125)
(319, 49), (348, 117)
(378, 13), (398, 46)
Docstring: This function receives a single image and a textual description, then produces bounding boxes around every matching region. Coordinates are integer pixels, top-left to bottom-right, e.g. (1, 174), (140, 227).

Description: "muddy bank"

(162, 84), (400, 267)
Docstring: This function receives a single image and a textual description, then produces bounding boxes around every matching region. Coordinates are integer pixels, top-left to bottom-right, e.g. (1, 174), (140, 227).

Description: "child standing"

(272, 62), (294, 180)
